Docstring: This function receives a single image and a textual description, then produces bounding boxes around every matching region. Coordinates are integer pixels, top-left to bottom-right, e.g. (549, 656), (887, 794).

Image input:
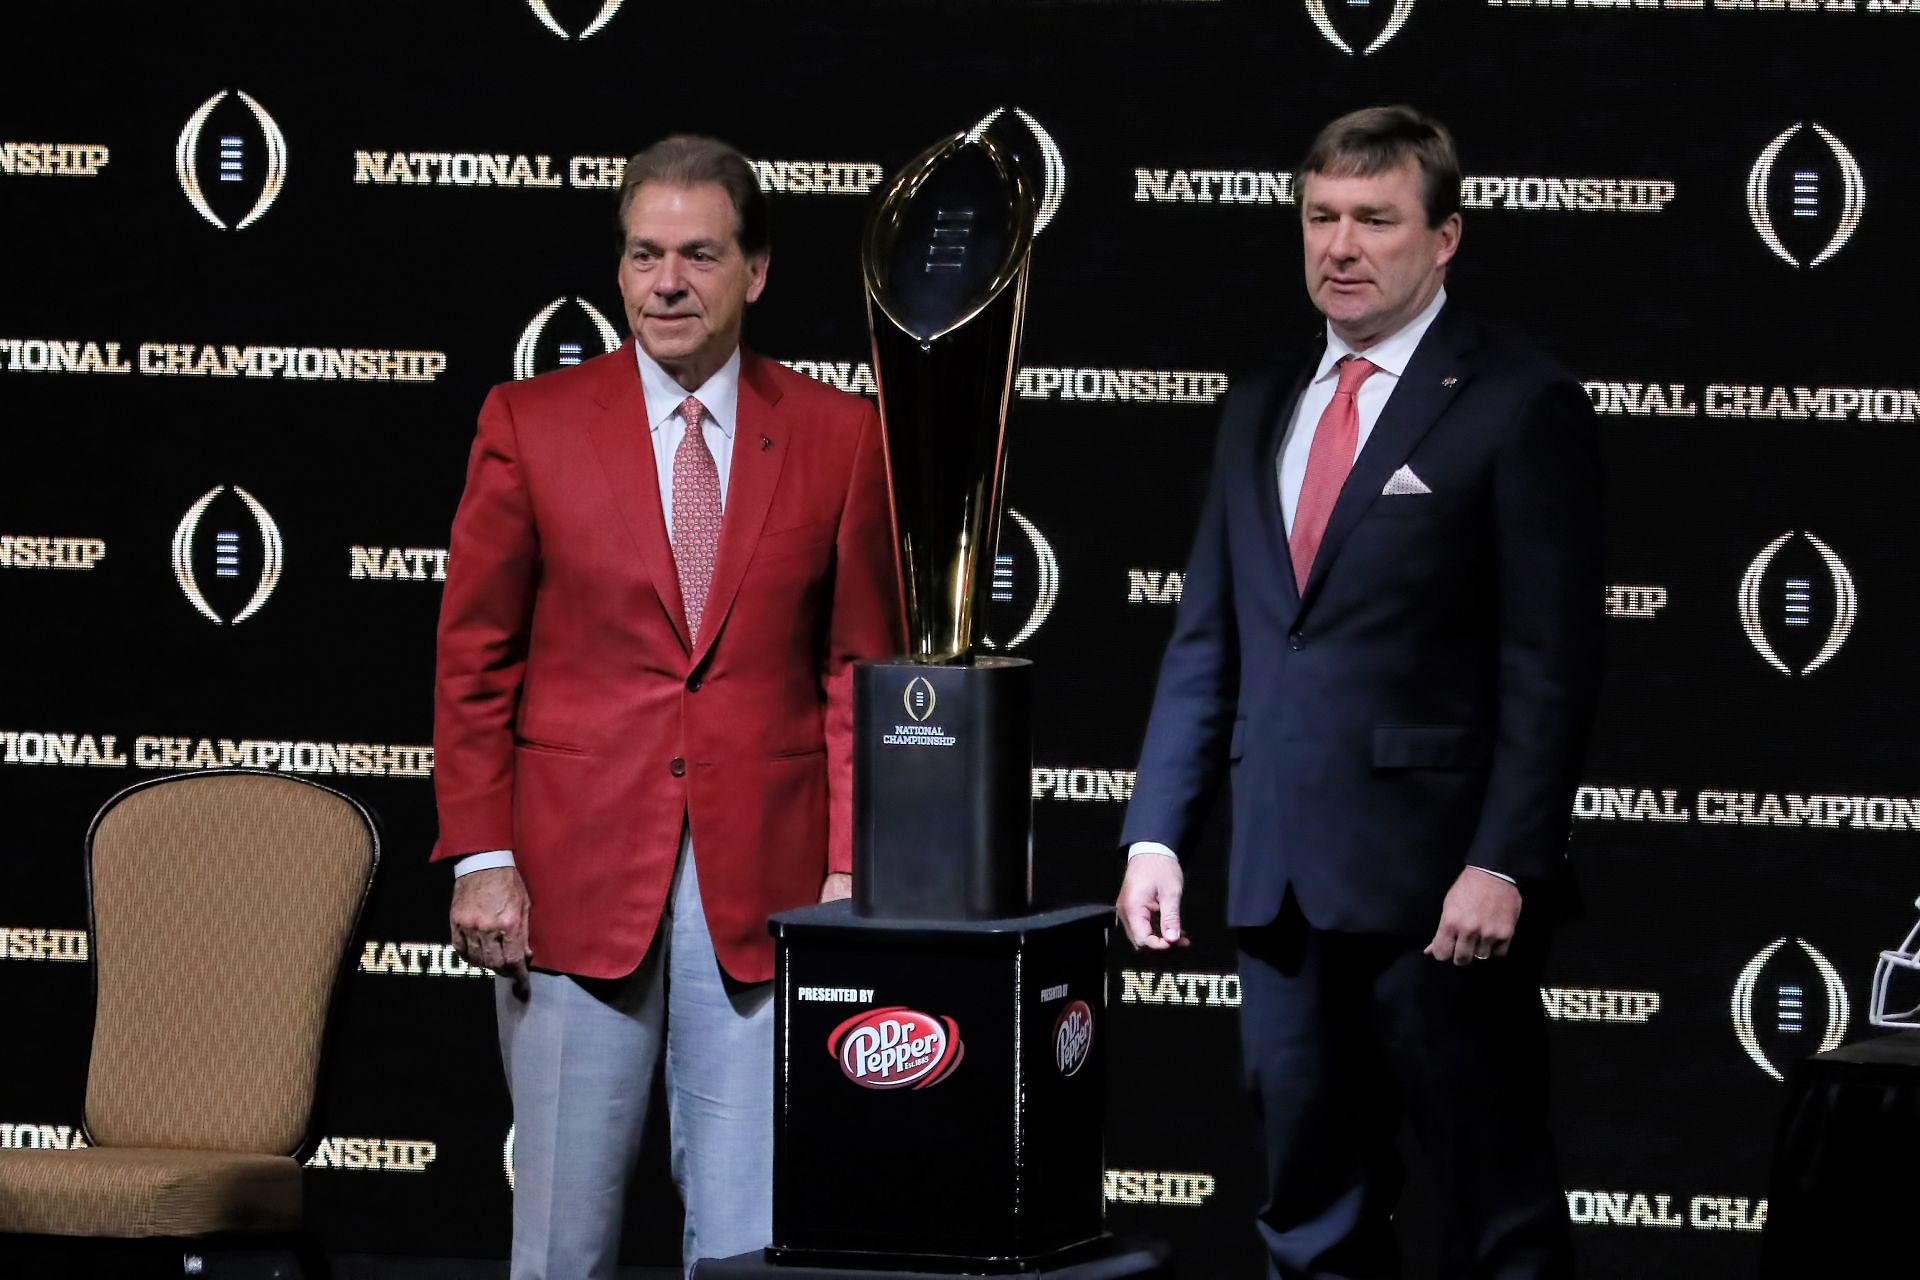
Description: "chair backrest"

(82, 770), (378, 1155)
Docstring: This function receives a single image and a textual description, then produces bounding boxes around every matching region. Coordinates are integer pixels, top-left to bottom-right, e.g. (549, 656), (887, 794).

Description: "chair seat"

(0, 1146), (300, 1237)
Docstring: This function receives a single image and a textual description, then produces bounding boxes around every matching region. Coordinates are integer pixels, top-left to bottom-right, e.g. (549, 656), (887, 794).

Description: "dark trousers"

(1236, 894), (1572, 1280)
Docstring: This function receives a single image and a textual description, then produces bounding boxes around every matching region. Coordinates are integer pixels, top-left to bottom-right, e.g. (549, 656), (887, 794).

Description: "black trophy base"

(854, 657), (1032, 919)
(767, 902), (1108, 1269)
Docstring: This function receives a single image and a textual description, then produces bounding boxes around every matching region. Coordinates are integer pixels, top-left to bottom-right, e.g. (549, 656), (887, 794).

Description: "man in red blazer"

(432, 135), (900, 1278)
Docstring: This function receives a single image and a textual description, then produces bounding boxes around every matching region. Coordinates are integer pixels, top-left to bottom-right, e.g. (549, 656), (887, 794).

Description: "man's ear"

(1434, 213), (1463, 270)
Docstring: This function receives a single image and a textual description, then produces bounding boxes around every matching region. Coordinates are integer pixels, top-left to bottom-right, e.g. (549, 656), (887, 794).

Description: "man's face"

(1300, 160), (1460, 350)
(617, 181), (768, 386)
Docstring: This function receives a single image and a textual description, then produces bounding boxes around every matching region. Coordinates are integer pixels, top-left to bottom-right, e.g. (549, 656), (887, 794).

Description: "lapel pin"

(761, 435), (772, 451)
(1441, 376), (1457, 387)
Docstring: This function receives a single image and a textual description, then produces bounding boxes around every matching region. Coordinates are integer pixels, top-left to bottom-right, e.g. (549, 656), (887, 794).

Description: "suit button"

(670, 757), (686, 777)
(1288, 634), (1304, 651)
(687, 674), (702, 692)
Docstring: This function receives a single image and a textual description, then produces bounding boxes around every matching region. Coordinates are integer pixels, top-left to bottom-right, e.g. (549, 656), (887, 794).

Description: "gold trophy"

(770, 126), (1107, 1277)
(853, 123), (1039, 917)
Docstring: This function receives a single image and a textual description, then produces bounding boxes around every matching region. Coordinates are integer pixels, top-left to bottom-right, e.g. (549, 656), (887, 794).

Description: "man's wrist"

(454, 850), (516, 878)
(1127, 841), (1179, 864)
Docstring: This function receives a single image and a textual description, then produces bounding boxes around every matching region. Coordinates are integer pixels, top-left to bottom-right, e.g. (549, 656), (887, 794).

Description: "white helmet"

(1871, 899), (1920, 1028)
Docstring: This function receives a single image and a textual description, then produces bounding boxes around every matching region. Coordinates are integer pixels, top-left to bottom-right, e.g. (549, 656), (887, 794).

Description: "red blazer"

(431, 343), (901, 982)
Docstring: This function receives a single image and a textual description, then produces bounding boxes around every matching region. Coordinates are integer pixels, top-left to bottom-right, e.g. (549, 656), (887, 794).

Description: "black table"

(1761, 1030), (1920, 1275)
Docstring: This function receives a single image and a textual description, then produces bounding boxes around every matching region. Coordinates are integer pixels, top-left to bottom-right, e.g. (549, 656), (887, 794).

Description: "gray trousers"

(498, 842), (774, 1279)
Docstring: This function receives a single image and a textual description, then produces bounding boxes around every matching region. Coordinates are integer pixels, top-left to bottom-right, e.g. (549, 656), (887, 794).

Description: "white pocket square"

(1382, 465), (1432, 496)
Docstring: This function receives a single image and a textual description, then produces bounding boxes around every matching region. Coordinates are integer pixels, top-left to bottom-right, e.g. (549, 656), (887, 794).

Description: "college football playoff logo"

(968, 108), (1067, 235)
(176, 90), (288, 231)
(1747, 123), (1866, 269)
(1731, 938), (1849, 1083)
(903, 676), (937, 724)
(172, 485), (284, 625)
(513, 297), (624, 380)
(980, 510), (1060, 652)
(1305, 0), (1416, 55)
(1737, 531), (1857, 677)
(526, 0), (623, 39)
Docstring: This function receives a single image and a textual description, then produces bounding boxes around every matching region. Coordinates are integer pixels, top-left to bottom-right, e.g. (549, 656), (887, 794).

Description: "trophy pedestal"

(854, 658), (1032, 919)
(764, 902), (1109, 1272)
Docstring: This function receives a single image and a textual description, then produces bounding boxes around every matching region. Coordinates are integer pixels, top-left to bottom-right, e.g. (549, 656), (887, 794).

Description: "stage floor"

(0, 1244), (680, 1280)
(333, 1262), (677, 1280)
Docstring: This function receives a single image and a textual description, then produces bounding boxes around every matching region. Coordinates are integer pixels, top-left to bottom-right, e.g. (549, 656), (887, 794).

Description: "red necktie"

(670, 395), (722, 643)
(1289, 356), (1378, 592)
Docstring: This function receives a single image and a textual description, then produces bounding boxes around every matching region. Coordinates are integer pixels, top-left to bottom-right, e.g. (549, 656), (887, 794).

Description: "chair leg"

(0, 1231), (330, 1278)
(0, 1233), (79, 1275)
(88, 1236), (175, 1278)
(289, 1228), (332, 1280)
(187, 1232), (331, 1279)
(159, 1234), (325, 1279)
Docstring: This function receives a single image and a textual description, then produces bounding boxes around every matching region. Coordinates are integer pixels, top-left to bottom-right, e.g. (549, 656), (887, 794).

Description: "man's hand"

(451, 866), (533, 994)
(1116, 854), (1189, 950)
(1424, 868), (1521, 967)
(820, 872), (853, 903)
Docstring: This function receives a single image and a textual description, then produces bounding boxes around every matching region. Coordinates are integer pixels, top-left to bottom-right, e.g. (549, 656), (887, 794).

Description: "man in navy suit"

(1116, 107), (1602, 1279)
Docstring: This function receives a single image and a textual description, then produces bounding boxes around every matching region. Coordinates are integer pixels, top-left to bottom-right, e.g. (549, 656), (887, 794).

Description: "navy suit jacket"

(1120, 301), (1604, 938)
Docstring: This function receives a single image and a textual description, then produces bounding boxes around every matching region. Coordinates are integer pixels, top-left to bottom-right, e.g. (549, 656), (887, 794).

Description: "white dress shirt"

(1127, 287), (1509, 885)
(1276, 287), (1446, 533)
(454, 345), (743, 879)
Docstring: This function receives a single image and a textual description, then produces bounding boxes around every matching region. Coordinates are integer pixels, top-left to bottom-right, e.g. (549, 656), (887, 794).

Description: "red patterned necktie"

(1289, 355), (1378, 592)
(670, 394), (722, 643)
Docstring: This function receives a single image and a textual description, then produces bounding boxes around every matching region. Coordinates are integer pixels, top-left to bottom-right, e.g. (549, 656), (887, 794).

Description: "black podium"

(756, 902), (1110, 1274)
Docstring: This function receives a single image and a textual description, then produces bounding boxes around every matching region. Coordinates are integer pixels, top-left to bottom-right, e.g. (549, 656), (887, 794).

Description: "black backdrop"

(5, 3), (1918, 1276)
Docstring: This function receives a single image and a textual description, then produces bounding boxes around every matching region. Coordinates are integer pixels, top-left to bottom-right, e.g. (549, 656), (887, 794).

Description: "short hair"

(616, 135), (770, 257)
(1297, 106), (1461, 228)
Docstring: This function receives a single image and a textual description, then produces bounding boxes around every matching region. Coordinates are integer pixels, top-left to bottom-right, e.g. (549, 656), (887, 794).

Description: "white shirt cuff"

(454, 850), (516, 877)
(1127, 841), (1179, 863)
(1467, 865), (1515, 885)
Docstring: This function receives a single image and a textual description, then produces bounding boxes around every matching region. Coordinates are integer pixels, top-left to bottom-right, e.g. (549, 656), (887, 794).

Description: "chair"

(0, 769), (379, 1273)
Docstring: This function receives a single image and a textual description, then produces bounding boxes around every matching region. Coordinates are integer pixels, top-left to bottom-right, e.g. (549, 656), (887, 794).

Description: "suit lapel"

(584, 339), (690, 651)
(691, 351), (788, 667)
(1297, 304), (1478, 615)
(1253, 345), (1319, 616)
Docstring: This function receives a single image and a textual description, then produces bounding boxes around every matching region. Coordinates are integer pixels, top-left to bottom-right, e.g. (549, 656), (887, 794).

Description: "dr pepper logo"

(829, 1006), (965, 1089)
(1054, 999), (1094, 1077)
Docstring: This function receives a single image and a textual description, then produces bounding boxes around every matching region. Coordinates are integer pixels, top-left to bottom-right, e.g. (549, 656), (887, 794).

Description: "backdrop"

(4, 3), (1914, 1276)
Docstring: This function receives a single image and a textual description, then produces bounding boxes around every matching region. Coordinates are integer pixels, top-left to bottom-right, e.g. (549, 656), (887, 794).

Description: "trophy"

(760, 123), (1112, 1274)
(853, 122), (1039, 919)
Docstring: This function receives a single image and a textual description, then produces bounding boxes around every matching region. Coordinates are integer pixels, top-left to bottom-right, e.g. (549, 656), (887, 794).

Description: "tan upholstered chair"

(0, 770), (378, 1263)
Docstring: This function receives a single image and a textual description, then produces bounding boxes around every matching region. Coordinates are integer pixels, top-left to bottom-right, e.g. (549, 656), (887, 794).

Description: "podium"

(761, 902), (1110, 1273)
